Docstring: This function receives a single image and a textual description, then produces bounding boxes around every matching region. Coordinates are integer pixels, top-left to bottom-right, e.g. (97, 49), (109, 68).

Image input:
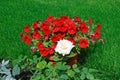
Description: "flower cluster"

(20, 15), (104, 57)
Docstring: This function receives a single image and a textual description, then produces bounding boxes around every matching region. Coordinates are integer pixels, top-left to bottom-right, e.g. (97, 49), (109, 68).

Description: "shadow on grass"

(77, 44), (99, 65)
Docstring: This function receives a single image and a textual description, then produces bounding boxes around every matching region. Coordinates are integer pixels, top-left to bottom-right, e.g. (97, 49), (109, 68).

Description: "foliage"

(11, 55), (100, 80)
(0, 60), (20, 80)
(12, 55), (44, 71)
(31, 61), (99, 80)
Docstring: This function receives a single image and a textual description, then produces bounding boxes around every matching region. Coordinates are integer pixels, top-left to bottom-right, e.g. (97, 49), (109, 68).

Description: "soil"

(15, 69), (33, 80)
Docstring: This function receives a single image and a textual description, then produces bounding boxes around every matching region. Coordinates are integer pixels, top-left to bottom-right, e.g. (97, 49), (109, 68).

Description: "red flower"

(51, 33), (65, 42)
(68, 37), (75, 44)
(51, 34), (59, 42)
(40, 21), (48, 30)
(40, 48), (49, 57)
(52, 26), (60, 32)
(22, 35), (31, 45)
(32, 31), (41, 39)
(47, 47), (54, 54)
(88, 18), (93, 25)
(94, 30), (100, 39)
(45, 15), (54, 22)
(68, 26), (76, 34)
(96, 23), (101, 31)
(20, 32), (23, 37)
(36, 41), (44, 50)
(66, 18), (74, 26)
(74, 16), (81, 23)
(79, 21), (89, 33)
(32, 22), (38, 30)
(59, 24), (67, 32)
(79, 38), (88, 48)
(43, 26), (50, 35)
(57, 33), (65, 39)
(80, 26), (89, 33)
(80, 21), (86, 27)
(60, 15), (69, 22)
(40, 47), (53, 56)
(50, 44), (56, 50)
(24, 25), (30, 33)
(53, 18), (61, 27)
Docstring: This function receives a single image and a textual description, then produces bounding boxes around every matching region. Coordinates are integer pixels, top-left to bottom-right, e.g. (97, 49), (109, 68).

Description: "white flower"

(55, 39), (74, 56)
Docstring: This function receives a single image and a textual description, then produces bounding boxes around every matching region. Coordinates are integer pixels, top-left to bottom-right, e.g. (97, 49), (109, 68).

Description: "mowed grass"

(0, 0), (120, 79)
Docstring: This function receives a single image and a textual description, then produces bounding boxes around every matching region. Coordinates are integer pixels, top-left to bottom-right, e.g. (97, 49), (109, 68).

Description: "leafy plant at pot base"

(0, 55), (46, 80)
(12, 55), (43, 70)
(10, 54), (101, 80)
(12, 55), (44, 80)
(0, 60), (20, 80)
(20, 15), (105, 65)
(31, 61), (99, 80)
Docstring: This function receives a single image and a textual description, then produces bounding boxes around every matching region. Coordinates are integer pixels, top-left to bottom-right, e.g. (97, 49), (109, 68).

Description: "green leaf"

(0, 76), (6, 80)
(80, 74), (85, 80)
(75, 44), (81, 54)
(72, 64), (80, 73)
(72, 64), (77, 69)
(52, 55), (63, 61)
(12, 60), (18, 67)
(43, 40), (52, 47)
(36, 61), (47, 69)
(86, 73), (94, 80)
(89, 69), (98, 73)
(12, 65), (20, 76)
(67, 70), (75, 78)
(74, 68), (80, 73)
(56, 62), (70, 70)
(12, 55), (25, 66)
(46, 62), (53, 68)
(82, 67), (89, 74)
(60, 74), (69, 80)
(67, 52), (74, 57)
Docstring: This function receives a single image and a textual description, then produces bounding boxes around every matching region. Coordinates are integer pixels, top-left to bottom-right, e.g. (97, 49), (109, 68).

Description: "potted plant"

(20, 15), (105, 66)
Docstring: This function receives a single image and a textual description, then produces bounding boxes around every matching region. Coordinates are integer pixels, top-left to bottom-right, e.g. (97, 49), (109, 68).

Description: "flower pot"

(46, 53), (78, 66)
(66, 53), (78, 66)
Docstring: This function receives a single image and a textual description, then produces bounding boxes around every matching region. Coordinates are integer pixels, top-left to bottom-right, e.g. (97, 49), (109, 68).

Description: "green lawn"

(0, 0), (120, 79)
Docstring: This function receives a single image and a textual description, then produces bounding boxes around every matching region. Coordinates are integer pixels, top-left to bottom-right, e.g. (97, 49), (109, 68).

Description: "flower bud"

(30, 46), (36, 52)
(44, 35), (49, 40)
(100, 39), (106, 44)
(90, 33), (95, 39)
(90, 39), (95, 44)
